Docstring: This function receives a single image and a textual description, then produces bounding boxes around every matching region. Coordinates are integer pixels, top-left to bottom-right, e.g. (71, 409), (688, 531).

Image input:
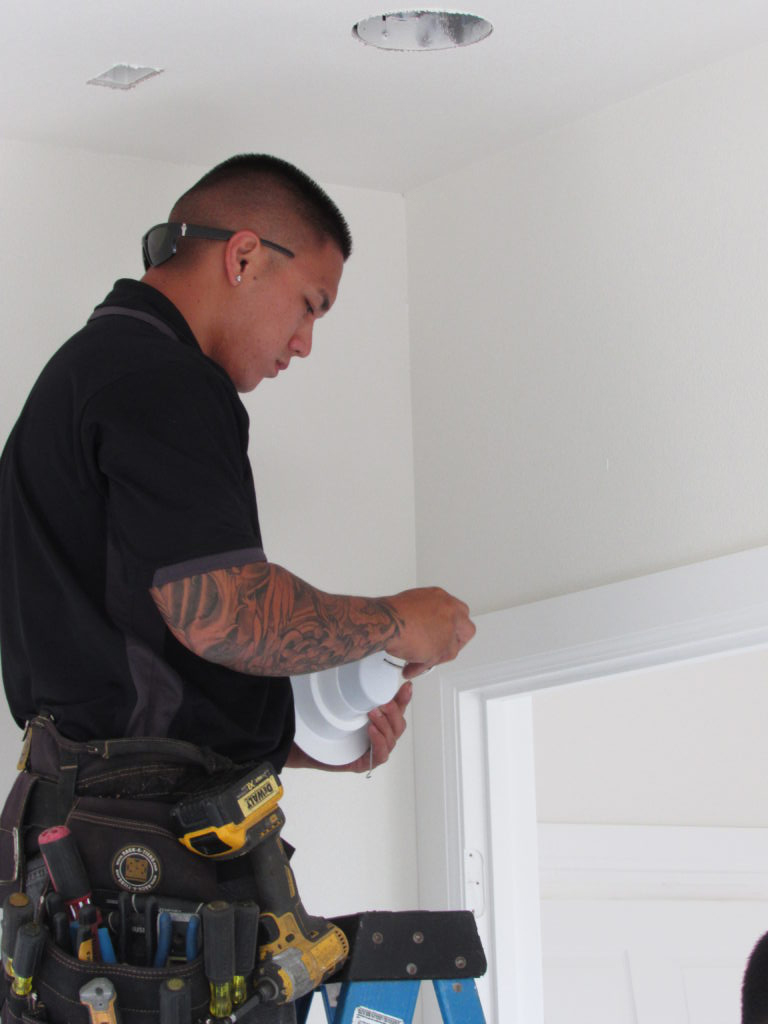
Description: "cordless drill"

(247, 804), (349, 1004)
(170, 764), (349, 1005)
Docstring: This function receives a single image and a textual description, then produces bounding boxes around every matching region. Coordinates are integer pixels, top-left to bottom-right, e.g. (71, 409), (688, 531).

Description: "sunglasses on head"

(141, 222), (295, 271)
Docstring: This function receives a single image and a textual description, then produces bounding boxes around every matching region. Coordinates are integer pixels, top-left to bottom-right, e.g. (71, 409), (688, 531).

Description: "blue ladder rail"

(297, 976), (486, 1023)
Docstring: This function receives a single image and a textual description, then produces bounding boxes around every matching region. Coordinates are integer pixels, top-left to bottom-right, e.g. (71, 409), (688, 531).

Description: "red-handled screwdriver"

(38, 825), (96, 922)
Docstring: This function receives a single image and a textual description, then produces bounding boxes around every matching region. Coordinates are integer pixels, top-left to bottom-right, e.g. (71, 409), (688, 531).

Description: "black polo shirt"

(0, 279), (294, 766)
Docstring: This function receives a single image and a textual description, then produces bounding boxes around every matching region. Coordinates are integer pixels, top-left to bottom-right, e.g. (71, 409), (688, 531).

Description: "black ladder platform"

(297, 910), (487, 1024)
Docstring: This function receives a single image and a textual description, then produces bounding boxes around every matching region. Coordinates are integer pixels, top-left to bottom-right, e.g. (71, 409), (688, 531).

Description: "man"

(0, 154), (474, 1016)
(743, 929), (768, 1023)
(1, 153), (474, 768)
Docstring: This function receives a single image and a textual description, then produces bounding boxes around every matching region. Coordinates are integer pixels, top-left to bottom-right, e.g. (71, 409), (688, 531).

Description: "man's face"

(214, 236), (344, 393)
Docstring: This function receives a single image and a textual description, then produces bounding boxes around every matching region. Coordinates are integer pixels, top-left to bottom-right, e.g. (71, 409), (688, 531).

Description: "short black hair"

(743, 930), (768, 1023)
(172, 153), (352, 261)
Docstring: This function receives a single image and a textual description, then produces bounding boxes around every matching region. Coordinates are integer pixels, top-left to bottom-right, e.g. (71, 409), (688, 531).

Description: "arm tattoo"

(150, 562), (404, 676)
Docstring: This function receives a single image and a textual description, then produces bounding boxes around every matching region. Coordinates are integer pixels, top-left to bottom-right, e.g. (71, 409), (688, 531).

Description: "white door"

(541, 898), (766, 1024)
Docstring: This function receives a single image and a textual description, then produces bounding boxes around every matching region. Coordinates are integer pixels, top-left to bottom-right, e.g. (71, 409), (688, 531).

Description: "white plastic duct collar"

(290, 652), (404, 766)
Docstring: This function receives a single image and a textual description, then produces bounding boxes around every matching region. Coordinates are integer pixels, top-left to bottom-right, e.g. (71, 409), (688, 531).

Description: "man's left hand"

(285, 680), (413, 773)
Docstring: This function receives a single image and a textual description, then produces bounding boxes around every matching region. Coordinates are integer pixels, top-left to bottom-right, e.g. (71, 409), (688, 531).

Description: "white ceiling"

(3, 0), (768, 193)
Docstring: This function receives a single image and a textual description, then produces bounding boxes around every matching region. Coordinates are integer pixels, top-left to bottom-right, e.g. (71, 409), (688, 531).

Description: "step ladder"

(296, 910), (487, 1024)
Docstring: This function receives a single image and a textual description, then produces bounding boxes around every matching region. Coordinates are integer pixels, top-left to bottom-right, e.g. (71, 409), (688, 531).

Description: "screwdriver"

(2, 892), (33, 979)
(143, 897), (158, 966)
(45, 892), (68, 953)
(11, 921), (46, 1000)
(201, 901), (235, 1018)
(159, 978), (191, 1024)
(51, 911), (71, 954)
(116, 892), (131, 963)
(232, 903), (259, 1007)
(39, 826), (95, 922)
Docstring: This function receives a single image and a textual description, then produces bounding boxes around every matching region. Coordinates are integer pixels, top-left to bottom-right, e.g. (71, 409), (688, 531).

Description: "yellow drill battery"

(171, 765), (283, 859)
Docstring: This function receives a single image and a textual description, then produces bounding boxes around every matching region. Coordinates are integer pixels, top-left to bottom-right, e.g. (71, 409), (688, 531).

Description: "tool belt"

(0, 717), (293, 1024)
(0, 716), (241, 901)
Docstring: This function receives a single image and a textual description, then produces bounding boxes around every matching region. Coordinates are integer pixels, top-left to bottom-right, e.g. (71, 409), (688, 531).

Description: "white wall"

(0, 138), (417, 915)
(0, 139), (197, 444)
(533, 646), (768, 827)
(405, 42), (768, 615)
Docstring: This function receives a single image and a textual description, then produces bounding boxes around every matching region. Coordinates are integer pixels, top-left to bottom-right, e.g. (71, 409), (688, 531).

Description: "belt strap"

(26, 716), (235, 796)
(87, 306), (180, 342)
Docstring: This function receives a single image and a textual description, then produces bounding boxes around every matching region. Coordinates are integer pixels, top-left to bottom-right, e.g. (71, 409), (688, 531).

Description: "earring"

(235, 275), (242, 284)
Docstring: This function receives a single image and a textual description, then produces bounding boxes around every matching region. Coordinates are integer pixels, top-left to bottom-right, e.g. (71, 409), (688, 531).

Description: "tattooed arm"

(150, 560), (475, 679)
(151, 561), (401, 676)
(151, 560), (474, 772)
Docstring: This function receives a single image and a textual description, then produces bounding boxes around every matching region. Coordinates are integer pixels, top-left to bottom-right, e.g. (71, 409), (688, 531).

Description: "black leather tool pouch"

(1, 985), (30, 1024)
(65, 796), (219, 904)
(19, 939), (208, 1024)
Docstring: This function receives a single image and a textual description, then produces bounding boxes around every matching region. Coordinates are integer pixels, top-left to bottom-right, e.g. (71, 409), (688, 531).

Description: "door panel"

(541, 899), (768, 1024)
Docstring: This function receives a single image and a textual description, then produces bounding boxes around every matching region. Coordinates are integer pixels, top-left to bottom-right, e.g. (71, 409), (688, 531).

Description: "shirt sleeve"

(81, 359), (262, 584)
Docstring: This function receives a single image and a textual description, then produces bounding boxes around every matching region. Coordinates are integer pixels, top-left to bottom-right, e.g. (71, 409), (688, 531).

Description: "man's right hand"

(384, 586), (476, 679)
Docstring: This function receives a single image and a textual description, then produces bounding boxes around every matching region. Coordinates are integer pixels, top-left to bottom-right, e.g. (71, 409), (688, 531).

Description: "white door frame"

(412, 545), (768, 1024)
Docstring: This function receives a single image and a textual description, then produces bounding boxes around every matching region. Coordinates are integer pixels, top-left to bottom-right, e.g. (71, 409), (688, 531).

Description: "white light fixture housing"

(353, 10), (493, 51)
(291, 652), (405, 765)
(87, 65), (164, 91)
